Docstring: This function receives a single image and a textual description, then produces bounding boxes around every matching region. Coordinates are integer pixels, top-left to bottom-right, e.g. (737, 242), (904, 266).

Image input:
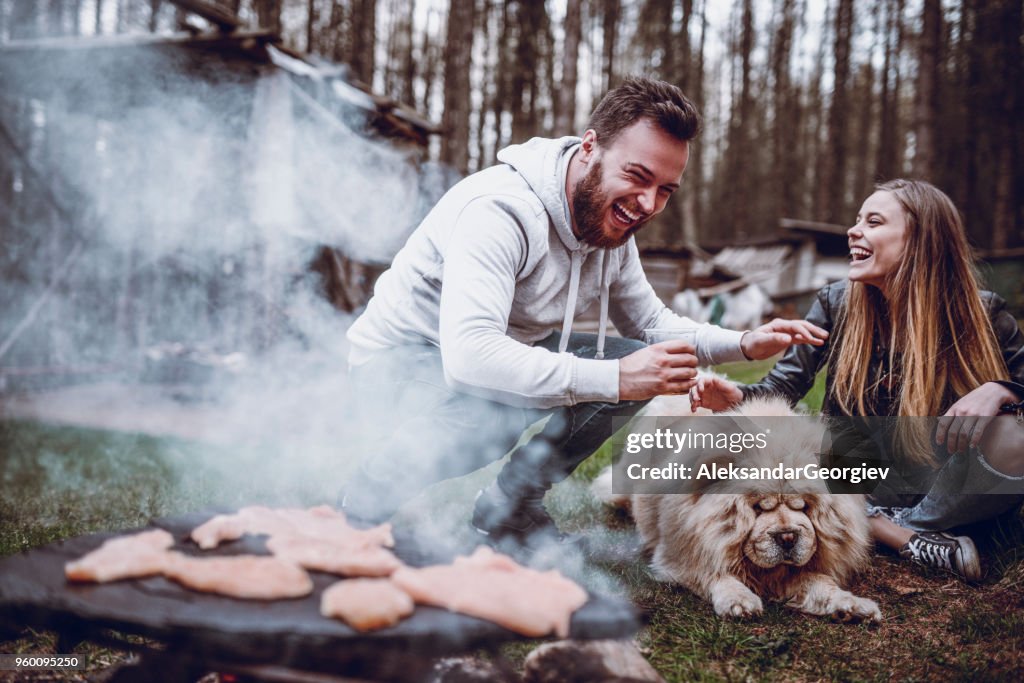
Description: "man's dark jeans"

(343, 333), (649, 522)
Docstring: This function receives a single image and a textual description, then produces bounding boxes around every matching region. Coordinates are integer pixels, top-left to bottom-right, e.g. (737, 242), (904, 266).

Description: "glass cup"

(643, 328), (697, 348)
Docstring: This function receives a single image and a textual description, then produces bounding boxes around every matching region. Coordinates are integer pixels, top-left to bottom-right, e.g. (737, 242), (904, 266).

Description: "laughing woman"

(691, 179), (1024, 581)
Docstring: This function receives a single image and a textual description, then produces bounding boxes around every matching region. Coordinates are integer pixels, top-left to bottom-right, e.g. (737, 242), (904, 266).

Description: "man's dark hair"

(586, 76), (702, 147)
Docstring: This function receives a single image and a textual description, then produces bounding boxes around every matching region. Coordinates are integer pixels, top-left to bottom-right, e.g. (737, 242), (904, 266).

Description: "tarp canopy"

(0, 31), (448, 386)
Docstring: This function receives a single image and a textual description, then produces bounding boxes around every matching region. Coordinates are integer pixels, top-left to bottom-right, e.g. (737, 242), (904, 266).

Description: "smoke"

(0, 37), (508, 528)
(0, 39), (455, 496)
(0, 39), (633, 597)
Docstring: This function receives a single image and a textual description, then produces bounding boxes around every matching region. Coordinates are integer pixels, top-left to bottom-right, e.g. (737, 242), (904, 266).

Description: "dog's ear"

(804, 494), (872, 582)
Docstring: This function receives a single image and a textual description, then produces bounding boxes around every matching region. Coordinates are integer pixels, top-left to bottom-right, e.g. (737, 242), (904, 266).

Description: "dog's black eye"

(752, 501), (763, 513)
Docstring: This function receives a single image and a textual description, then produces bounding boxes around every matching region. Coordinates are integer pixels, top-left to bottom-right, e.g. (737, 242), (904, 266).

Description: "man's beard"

(571, 160), (648, 249)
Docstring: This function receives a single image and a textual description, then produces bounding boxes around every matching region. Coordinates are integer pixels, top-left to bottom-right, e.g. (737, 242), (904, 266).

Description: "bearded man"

(343, 77), (826, 548)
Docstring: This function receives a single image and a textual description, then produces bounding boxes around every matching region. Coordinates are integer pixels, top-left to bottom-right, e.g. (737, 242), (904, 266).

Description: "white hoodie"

(347, 136), (747, 408)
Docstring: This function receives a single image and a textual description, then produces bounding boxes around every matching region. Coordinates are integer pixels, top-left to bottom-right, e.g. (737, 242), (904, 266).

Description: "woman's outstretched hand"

(739, 319), (829, 360)
(935, 382), (1020, 454)
(688, 375), (744, 413)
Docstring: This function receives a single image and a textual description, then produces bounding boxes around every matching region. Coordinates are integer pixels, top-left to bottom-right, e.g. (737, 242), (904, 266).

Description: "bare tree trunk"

(328, 1), (347, 62)
(511, 1), (547, 142)
(724, 0), (756, 239)
(876, 0), (904, 181)
(677, 0), (694, 91)
(513, 2), (531, 138)
(690, 0), (708, 242)
(810, 0), (833, 220)
(349, 0), (377, 84)
(254, 0), (283, 35)
(307, 0), (317, 53)
(554, 0), (581, 135)
(149, 0), (160, 32)
(94, 0), (103, 35)
(383, 0), (415, 103)
(912, 0), (941, 177)
(601, 0), (620, 93)
(475, 0), (493, 169)
(660, 0), (695, 248)
(491, 1), (511, 153)
(1005, 0), (1024, 248)
(46, 0), (65, 36)
(540, 7), (555, 137)
(383, 0), (399, 92)
(986, 0), (1022, 249)
(823, 0), (853, 224)
(10, 0), (39, 38)
(992, 147), (1013, 250)
(635, 0), (674, 81)
(630, 0), (688, 248)
(400, 0), (417, 104)
(419, 7), (440, 121)
(771, 0), (799, 219)
(70, 0), (81, 35)
(852, 61), (876, 199)
(440, 0), (475, 172)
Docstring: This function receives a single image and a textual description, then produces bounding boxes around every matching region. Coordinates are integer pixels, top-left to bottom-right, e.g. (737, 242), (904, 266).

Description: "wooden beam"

(779, 217), (849, 236)
(0, 242), (85, 362)
(977, 246), (1024, 259)
(165, 0), (245, 33)
(0, 29), (277, 54)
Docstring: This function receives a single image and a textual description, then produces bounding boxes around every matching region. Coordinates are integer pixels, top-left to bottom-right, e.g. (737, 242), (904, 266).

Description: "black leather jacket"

(741, 280), (1024, 416)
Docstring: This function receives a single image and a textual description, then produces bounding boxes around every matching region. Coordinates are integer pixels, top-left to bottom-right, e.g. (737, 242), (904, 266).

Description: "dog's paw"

(827, 594), (882, 624)
(711, 582), (763, 618)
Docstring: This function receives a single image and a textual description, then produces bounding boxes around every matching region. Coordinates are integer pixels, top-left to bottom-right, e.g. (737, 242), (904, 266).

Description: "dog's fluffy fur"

(594, 395), (880, 622)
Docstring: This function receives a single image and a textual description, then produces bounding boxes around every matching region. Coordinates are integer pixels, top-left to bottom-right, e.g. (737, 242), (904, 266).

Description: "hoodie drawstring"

(559, 249), (612, 360)
(596, 251), (611, 360)
(558, 251), (582, 354)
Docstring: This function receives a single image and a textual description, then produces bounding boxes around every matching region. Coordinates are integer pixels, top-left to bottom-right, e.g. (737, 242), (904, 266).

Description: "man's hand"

(740, 319), (829, 360)
(688, 375), (744, 413)
(935, 382), (1020, 454)
(619, 340), (698, 401)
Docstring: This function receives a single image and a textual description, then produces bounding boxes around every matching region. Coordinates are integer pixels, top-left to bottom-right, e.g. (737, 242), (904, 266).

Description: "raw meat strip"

(163, 552), (313, 600)
(391, 547), (587, 638)
(191, 506), (393, 551)
(65, 529), (174, 583)
(320, 578), (414, 631)
(265, 535), (402, 577)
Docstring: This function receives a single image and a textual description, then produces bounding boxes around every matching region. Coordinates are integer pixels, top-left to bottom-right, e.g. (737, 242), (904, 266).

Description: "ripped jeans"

(866, 444), (1024, 532)
(342, 333), (649, 522)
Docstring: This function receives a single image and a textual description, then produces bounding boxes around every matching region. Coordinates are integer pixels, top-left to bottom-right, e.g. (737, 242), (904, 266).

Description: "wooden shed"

(0, 18), (441, 391)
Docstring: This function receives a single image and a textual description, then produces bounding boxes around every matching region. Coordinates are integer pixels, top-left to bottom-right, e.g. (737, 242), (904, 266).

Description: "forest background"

(3, 0), (1021, 254)
(1, 7), (1023, 679)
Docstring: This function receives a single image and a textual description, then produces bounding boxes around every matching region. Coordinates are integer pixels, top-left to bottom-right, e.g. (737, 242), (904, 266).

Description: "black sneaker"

(899, 531), (982, 582)
(471, 483), (559, 543)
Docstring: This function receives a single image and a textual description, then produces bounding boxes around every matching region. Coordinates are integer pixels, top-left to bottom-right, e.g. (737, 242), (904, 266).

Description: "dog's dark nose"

(771, 529), (798, 551)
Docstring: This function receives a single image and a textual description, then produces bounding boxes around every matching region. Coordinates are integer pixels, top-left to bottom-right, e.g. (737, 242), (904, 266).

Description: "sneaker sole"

(952, 534), (982, 582)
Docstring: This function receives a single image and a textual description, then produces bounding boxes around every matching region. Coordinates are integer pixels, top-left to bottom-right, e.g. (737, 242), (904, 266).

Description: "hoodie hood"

(498, 135), (613, 357)
(497, 136), (592, 254)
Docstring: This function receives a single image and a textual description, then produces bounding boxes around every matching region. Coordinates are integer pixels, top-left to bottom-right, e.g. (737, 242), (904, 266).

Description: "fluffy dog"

(595, 395), (881, 623)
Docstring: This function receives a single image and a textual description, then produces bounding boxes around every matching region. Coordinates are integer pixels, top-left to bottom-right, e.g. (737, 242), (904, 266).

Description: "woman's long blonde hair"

(830, 179), (1009, 465)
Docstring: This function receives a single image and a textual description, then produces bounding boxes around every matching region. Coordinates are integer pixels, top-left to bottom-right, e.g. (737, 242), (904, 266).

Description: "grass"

(1, 358), (1022, 681)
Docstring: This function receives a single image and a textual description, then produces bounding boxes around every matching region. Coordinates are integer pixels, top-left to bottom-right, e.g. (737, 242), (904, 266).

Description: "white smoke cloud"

(0, 40), (628, 588)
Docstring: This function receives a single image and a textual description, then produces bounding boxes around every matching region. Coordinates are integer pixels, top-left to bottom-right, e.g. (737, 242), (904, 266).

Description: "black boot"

(471, 481), (562, 546)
